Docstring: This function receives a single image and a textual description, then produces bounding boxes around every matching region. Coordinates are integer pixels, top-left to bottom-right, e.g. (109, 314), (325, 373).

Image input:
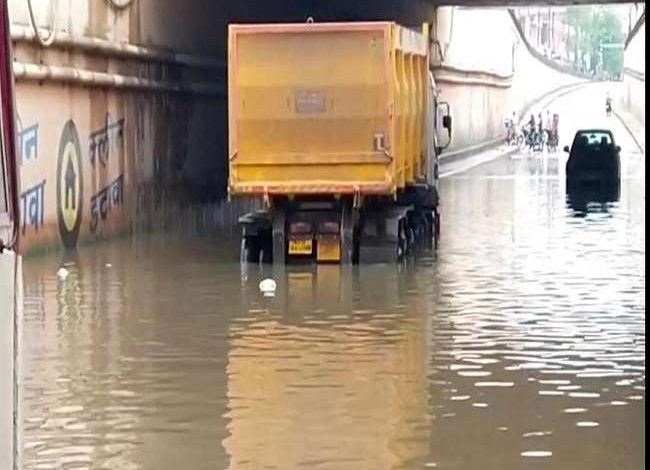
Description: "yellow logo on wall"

(56, 120), (83, 248)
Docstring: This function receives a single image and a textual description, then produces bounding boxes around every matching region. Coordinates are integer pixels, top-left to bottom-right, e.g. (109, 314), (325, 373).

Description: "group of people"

(505, 92), (613, 150)
(505, 110), (559, 150)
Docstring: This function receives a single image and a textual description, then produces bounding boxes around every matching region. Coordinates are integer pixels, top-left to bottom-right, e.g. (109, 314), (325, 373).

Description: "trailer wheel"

(272, 207), (286, 265)
(397, 220), (407, 260)
(341, 203), (355, 264)
(423, 212), (433, 240)
(434, 210), (441, 249)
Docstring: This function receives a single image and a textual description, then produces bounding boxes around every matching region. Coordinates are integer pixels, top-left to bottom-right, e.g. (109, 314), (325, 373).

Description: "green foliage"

(566, 6), (625, 76)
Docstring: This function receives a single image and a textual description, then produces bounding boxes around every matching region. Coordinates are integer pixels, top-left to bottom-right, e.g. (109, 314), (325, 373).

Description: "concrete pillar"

(0, 252), (20, 470)
(430, 7), (454, 67)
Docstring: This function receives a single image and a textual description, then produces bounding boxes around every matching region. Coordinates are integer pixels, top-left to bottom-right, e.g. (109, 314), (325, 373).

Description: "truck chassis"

(239, 184), (440, 264)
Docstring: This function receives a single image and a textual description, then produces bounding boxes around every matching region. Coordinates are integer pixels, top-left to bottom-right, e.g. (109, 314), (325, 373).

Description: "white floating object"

(56, 267), (69, 280)
(521, 451), (553, 458)
(259, 278), (277, 296)
(576, 421), (599, 427)
(105, 263), (112, 268)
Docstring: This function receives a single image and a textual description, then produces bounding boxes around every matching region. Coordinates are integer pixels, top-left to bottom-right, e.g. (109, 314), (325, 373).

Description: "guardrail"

(624, 67), (645, 82)
(433, 64), (513, 88)
(625, 9), (645, 49)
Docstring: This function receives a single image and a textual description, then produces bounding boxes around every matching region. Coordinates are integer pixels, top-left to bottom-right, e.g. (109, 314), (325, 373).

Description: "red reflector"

(319, 221), (339, 234)
(289, 221), (312, 234)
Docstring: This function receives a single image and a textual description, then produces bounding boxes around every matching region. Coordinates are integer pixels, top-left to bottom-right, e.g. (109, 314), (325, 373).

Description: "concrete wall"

(431, 7), (512, 151)
(431, 7), (585, 154)
(621, 19), (645, 125)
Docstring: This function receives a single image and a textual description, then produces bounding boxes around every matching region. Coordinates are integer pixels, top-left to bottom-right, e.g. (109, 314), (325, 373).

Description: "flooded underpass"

(22, 86), (645, 469)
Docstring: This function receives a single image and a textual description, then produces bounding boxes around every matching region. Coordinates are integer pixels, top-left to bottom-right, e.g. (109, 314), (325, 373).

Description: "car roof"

(575, 129), (613, 134)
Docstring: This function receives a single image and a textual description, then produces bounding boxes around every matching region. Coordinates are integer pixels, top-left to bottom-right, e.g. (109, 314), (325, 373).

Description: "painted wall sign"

(89, 174), (124, 232)
(89, 114), (125, 168)
(20, 179), (46, 235)
(18, 123), (39, 163)
(56, 120), (84, 248)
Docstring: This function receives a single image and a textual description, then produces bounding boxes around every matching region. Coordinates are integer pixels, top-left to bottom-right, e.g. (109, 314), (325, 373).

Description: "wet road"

(22, 85), (645, 470)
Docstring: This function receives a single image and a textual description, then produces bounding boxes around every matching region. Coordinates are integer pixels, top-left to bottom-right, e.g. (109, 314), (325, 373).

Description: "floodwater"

(22, 95), (645, 468)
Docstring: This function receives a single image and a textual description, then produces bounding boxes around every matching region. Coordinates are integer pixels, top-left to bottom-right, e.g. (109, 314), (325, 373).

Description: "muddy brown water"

(22, 142), (645, 469)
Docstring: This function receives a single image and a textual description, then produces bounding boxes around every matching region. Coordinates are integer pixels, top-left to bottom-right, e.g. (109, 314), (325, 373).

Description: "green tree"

(567, 6), (624, 76)
(567, 6), (593, 69)
(592, 9), (625, 77)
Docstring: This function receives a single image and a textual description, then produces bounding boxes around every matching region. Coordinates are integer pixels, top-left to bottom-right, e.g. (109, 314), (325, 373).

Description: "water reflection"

(226, 265), (432, 469)
(566, 183), (621, 216)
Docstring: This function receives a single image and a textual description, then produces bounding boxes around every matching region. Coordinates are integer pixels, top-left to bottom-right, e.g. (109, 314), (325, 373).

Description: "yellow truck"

(228, 21), (451, 263)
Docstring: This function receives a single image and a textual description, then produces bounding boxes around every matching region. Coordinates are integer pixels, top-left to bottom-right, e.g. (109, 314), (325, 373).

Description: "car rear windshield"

(577, 131), (613, 146)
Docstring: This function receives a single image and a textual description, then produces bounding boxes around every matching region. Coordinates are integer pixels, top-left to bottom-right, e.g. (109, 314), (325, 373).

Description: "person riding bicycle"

(606, 93), (612, 115)
(525, 114), (536, 147)
(527, 114), (535, 133)
(506, 111), (518, 144)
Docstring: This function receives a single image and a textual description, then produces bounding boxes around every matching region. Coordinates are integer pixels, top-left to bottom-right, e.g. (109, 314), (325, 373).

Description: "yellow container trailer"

(228, 21), (451, 263)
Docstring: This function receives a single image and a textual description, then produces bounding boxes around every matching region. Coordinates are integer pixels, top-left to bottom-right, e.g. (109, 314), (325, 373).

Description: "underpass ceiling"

(220, 0), (639, 29)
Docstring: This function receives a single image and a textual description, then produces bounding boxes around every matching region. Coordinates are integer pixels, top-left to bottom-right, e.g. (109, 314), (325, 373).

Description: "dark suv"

(565, 129), (621, 192)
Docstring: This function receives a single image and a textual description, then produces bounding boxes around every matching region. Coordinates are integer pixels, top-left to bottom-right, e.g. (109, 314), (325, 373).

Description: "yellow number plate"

(289, 238), (313, 255)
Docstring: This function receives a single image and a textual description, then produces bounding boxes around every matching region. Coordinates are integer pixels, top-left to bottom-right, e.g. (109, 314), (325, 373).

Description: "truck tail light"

(318, 221), (339, 234)
(289, 221), (312, 234)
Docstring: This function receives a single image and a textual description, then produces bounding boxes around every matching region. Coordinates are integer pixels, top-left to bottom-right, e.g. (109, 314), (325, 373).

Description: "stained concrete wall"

(10, 0), (229, 254)
(432, 7), (585, 154)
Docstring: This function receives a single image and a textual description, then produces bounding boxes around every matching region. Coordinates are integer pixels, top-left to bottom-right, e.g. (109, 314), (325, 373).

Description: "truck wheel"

(240, 237), (260, 264)
(272, 208), (286, 265)
(407, 226), (415, 253)
(259, 230), (273, 264)
(422, 212), (434, 246)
